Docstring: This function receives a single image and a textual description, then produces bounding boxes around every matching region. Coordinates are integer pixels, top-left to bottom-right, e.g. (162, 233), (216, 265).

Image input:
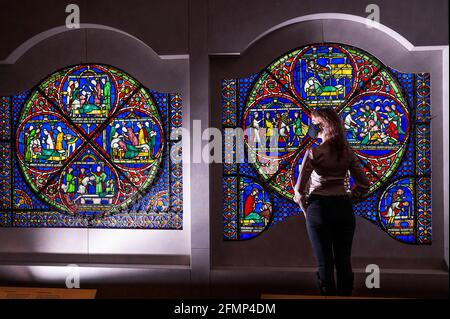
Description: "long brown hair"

(311, 108), (349, 160)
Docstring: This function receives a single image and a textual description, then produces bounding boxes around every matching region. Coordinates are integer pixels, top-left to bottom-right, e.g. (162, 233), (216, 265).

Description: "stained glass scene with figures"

(0, 64), (183, 229)
(222, 44), (431, 244)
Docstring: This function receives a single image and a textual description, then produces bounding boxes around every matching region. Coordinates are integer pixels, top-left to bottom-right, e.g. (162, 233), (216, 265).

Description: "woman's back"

(297, 141), (370, 198)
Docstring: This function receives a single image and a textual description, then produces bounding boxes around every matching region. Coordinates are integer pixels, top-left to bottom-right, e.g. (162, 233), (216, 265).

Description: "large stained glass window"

(0, 64), (183, 229)
(222, 44), (431, 244)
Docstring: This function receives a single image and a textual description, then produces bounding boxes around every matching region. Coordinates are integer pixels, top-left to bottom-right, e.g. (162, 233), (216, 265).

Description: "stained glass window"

(222, 44), (431, 244)
(0, 64), (183, 229)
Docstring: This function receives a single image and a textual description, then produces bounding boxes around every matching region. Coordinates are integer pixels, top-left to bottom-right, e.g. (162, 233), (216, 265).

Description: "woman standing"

(294, 108), (370, 296)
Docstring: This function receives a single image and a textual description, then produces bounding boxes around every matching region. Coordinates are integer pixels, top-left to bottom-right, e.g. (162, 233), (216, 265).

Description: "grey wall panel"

(0, 26), (191, 261)
(208, 0), (448, 54)
(0, 229), (89, 255)
(0, 0), (189, 61)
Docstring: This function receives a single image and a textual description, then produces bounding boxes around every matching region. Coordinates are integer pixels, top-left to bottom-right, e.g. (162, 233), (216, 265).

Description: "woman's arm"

(294, 149), (314, 212)
(349, 152), (370, 200)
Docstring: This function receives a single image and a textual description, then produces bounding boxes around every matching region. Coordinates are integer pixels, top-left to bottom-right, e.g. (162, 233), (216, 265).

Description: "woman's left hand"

(293, 190), (301, 205)
(299, 197), (307, 218)
(294, 191), (307, 218)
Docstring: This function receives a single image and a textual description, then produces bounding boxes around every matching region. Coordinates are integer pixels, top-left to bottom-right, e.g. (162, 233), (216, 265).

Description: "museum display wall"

(0, 1), (447, 294)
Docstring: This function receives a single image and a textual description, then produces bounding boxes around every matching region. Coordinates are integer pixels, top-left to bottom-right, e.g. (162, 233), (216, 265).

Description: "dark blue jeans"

(305, 194), (355, 295)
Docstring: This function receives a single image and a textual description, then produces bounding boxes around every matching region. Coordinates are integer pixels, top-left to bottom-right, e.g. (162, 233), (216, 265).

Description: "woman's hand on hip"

(294, 190), (301, 205)
(294, 191), (307, 217)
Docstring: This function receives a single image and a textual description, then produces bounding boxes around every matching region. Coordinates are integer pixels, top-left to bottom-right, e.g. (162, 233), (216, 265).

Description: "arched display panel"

(222, 43), (431, 244)
(0, 64), (183, 229)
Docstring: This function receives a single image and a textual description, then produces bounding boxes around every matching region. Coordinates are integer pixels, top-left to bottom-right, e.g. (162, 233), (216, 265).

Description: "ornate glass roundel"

(243, 44), (409, 200)
(15, 64), (164, 216)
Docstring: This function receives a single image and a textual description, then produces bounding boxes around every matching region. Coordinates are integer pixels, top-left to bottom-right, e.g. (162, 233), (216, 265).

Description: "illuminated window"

(222, 44), (431, 243)
(0, 64), (183, 229)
